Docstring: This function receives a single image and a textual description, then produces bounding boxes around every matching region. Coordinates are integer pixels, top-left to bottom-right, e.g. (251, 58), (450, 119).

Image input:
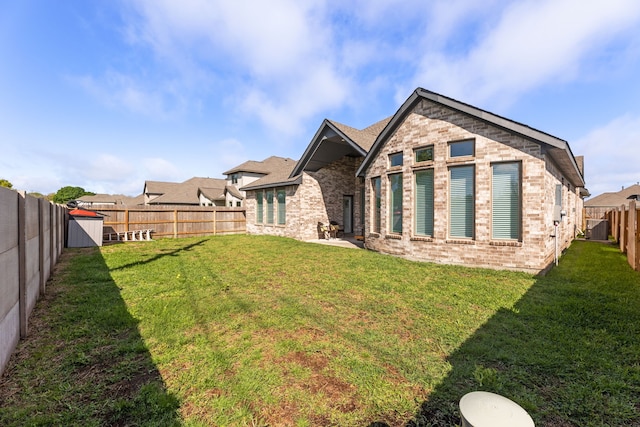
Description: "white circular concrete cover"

(459, 391), (534, 427)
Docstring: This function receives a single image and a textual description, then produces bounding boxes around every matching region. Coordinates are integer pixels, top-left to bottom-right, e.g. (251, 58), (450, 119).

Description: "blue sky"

(2, 0), (639, 197)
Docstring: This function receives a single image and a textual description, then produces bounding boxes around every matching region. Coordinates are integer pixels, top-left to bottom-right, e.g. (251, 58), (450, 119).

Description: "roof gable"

(356, 88), (586, 188)
(289, 117), (390, 178)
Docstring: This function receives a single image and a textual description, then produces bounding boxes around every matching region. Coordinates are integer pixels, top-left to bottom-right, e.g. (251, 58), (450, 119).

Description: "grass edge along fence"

(95, 206), (246, 240)
(607, 199), (640, 271)
(0, 187), (65, 376)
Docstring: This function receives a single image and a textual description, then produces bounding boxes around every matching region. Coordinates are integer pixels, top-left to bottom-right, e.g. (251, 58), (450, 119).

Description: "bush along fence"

(95, 206), (246, 240)
(607, 199), (640, 271)
(0, 188), (66, 376)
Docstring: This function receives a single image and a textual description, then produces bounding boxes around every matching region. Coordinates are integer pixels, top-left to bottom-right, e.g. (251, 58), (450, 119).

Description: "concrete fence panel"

(0, 188), (66, 376)
(0, 188), (20, 376)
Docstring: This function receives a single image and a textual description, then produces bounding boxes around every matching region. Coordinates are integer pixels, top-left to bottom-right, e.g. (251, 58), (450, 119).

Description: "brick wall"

(363, 99), (582, 273)
(245, 156), (364, 241)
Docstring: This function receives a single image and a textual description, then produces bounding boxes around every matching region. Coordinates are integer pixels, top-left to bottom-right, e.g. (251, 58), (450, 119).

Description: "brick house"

(241, 118), (389, 240)
(243, 88), (587, 273)
(357, 88), (587, 273)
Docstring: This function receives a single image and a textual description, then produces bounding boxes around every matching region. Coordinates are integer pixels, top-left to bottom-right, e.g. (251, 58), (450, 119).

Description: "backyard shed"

(67, 208), (104, 247)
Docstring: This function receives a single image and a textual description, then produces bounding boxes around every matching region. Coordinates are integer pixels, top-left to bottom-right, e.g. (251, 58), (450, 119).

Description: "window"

(231, 174), (238, 184)
(277, 190), (286, 225)
(449, 166), (474, 238)
(389, 152), (403, 167)
(372, 177), (381, 233)
(415, 146), (434, 163)
(449, 140), (474, 158)
(492, 162), (521, 240)
(266, 190), (274, 224)
(389, 173), (403, 234)
(415, 169), (434, 236)
(236, 201), (241, 207)
(256, 191), (263, 223)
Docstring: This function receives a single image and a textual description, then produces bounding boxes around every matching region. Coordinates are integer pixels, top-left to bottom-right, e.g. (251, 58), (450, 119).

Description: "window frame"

(449, 165), (475, 239)
(389, 152), (403, 167)
(372, 176), (381, 233)
(414, 169), (434, 237)
(266, 190), (274, 224)
(277, 189), (286, 225)
(388, 173), (403, 234)
(449, 139), (475, 158)
(491, 161), (522, 241)
(256, 191), (263, 224)
(414, 145), (434, 163)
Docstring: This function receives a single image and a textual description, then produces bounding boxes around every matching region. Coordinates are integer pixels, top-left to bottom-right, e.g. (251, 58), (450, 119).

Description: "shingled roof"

(223, 156), (297, 176)
(239, 159), (300, 191)
(585, 184), (640, 207)
(146, 177), (226, 205)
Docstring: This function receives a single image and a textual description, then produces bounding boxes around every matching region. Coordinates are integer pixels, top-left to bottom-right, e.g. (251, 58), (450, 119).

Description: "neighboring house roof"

(148, 177), (227, 205)
(225, 185), (244, 199)
(240, 159), (300, 191)
(289, 117), (391, 177)
(223, 156), (296, 175)
(356, 88), (586, 188)
(144, 180), (180, 195)
(585, 184), (640, 207)
(198, 187), (226, 202)
(77, 193), (144, 206)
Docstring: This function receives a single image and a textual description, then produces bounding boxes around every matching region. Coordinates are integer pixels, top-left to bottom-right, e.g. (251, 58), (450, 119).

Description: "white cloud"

(74, 71), (187, 119)
(122, 0), (352, 135)
(410, 0), (640, 107)
(142, 157), (182, 180)
(574, 114), (640, 196)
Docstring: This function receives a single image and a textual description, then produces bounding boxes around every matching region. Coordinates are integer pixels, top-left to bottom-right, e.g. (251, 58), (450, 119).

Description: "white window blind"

(449, 166), (474, 238)
(277, 190), (286, 225)
(415, 170), (434, 236)
(492, 163), (521, 239)
(256, 191), (263, 224)
(389, 173), (403, 233)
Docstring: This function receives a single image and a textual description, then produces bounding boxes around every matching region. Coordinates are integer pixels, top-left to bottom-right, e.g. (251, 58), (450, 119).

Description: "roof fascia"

(240, 176), (303, 192)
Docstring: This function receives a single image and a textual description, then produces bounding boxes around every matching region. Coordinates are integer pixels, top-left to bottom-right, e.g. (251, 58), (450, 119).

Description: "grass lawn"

(1, 235), (639, 426)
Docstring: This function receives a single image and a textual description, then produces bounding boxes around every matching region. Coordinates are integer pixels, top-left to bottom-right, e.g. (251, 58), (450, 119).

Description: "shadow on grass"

(108, 238), (208, 272)
(0, 247), (181, 426)
(371, 241), (640, 427)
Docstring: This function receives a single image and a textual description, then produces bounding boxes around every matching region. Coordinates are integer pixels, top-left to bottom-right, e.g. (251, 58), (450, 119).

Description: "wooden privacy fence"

(95, 206), (246, 240)
(0, 188), (66, 376)
(606, 200), (640, 271)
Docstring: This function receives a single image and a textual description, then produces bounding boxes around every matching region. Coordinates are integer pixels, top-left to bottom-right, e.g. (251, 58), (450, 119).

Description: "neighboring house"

(584, 183), (640, 219)
(143, 177), (227, 206)
(243, 88), (588, 273)
(222, 156), (296, 207)
(76, 193), (144, 207)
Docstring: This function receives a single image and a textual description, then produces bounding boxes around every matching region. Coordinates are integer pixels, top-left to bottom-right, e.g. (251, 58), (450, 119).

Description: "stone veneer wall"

(363, 99), (583, 273)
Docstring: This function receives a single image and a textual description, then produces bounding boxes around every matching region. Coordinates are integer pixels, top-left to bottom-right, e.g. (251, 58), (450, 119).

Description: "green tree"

(0, 179), (13, 189)
(52, 186), (95, 204)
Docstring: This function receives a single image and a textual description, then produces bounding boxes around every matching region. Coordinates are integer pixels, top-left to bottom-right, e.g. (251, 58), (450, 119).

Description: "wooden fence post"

(212, 209), (217, 236)
(628, 201), (637, 270)
(173, 210), (178, 238)
(619, 205), (627, 253)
